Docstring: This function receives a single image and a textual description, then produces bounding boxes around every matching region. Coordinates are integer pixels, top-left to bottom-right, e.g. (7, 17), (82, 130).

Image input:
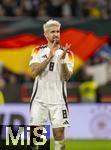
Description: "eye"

(50, 31), (54, 33)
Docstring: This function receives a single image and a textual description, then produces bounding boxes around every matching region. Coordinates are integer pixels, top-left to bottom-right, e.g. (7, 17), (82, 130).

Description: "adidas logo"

(42, 54), (47, 58)
(63, 120), (69, 125)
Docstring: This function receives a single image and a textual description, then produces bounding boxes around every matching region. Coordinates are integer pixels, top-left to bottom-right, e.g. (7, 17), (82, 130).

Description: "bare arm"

(61, 63), (73, 81)
(60, 43), (73, 81)
(30, 41), (57, 77)
(30, 55), (52, 77)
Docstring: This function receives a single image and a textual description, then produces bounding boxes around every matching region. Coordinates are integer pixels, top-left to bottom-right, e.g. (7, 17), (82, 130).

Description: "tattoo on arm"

(30, 56), (52, 77)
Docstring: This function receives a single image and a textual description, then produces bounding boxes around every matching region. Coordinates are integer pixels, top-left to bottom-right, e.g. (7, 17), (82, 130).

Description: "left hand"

(60, 43), (71, 59)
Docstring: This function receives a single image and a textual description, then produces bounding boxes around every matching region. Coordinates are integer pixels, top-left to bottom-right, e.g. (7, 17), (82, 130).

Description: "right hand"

(60, 43), (71, 59)
(49, 40), (57, 58)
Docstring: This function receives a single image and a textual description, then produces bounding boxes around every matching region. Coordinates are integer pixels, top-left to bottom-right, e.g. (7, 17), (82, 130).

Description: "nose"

(54, 32), (59, 37)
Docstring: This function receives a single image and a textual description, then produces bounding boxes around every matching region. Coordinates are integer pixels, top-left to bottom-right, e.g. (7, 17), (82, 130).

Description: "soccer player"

(29, 19), (74, 150)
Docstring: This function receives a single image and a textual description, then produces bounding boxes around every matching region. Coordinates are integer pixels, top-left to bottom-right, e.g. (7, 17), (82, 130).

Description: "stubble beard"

(52, 38), (60, 45)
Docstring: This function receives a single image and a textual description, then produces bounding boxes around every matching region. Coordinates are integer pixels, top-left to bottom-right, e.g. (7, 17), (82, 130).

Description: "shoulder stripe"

(39, 44), (47, 49)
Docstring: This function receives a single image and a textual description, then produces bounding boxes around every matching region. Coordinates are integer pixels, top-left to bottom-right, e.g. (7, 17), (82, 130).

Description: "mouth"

(53, 37), (59, 42)
(52, 39), (59, 44)
(53, 38), (58, 40)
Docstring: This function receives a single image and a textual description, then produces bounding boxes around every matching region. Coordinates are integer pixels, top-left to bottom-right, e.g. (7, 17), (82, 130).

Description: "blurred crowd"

(0, 0), (111, 19)
(0, 64), (33, 103)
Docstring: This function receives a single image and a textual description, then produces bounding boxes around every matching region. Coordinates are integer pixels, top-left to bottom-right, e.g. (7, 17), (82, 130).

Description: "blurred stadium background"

(0, 0), (111, 149)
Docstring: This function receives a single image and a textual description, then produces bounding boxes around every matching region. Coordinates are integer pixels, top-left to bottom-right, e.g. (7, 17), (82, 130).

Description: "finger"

(65, 43), (70, 48)
(66, 43), (71, 48)
(67, 43), (71, 49)
(65, 43), (68, 49)
(53, 40), (56, 47)
(65, 43), (71, 51)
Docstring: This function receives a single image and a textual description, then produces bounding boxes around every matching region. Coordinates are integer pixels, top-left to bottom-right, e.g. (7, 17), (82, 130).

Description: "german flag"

(0, 29), (108, 76)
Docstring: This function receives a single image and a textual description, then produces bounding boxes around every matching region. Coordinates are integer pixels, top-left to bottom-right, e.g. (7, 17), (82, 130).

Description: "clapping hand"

(49, 40), (58, 58)
(60, 43), (71, 59)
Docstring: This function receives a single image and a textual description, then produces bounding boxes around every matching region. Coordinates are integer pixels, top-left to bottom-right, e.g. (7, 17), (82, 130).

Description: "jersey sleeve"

(65, 50), (74, 73)
(29, 46), (41, 66)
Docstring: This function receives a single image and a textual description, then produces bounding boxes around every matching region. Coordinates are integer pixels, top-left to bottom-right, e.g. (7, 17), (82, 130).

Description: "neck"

(48, 41), (60, 49)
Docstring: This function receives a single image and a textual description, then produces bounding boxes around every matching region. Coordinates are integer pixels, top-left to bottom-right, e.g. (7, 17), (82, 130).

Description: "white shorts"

(30, 101), (70, 128)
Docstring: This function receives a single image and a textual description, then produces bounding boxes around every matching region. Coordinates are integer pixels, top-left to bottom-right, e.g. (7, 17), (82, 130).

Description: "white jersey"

(29, 45), (74, 105)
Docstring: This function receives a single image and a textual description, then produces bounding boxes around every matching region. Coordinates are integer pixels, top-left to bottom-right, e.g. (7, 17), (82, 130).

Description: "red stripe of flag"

(0, 29), (109, 61)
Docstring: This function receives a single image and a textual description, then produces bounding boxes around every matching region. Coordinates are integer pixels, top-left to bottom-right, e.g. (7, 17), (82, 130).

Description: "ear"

(44, 32), (47, 38)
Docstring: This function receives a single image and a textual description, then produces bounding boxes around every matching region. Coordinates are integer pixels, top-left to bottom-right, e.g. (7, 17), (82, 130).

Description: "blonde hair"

(43, 19), (61, 32)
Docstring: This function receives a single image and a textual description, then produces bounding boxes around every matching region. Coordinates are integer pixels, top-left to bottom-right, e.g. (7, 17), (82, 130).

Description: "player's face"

(45, 26), (60, 44)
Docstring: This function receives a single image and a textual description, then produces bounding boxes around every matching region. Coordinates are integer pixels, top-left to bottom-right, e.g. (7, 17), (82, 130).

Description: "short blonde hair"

(43, 19), (61, 32)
